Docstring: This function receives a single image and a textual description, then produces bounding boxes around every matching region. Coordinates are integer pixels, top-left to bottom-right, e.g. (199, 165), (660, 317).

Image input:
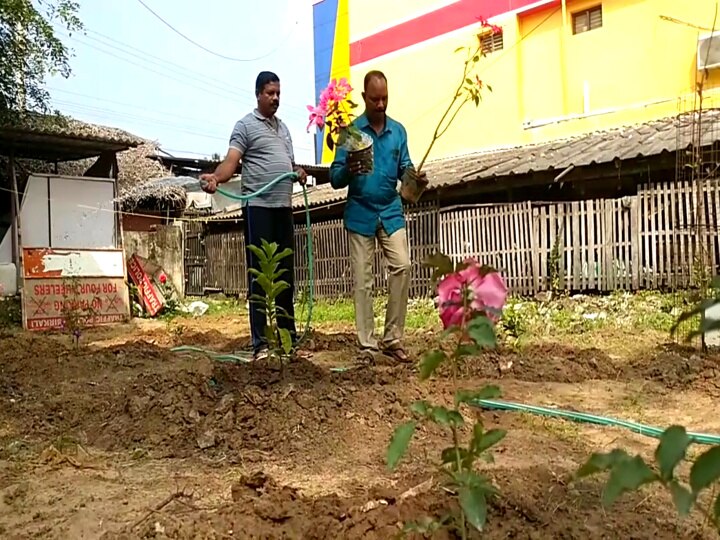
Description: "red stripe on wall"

(349, 0), (548, 65)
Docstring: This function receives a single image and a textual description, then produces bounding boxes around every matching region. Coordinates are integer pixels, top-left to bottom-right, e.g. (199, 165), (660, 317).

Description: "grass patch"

(170, 291), (689, 342)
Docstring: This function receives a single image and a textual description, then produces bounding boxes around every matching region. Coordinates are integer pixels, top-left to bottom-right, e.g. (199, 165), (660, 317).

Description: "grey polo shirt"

(229, 109), (295, 208)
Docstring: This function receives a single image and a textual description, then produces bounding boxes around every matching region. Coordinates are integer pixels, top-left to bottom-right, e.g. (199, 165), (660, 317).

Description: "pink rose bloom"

(436, 259), (508, 329)
(437, 273), (465, 329)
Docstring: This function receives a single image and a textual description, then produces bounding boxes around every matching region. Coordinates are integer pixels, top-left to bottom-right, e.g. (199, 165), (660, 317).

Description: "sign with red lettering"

(20, 247), (130, 332)
(126, 254), (165, 317)
(21, 277), (130, 331)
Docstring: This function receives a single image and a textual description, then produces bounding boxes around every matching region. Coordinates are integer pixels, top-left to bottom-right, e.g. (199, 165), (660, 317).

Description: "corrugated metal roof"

(289, 110), (720, 209)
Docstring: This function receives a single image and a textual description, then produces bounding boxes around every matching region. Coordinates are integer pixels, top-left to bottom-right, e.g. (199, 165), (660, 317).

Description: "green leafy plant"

(576, 426), (720, 532)
(1, 0), (82, 121)
(672, 275), (720, 342)
(0, 295), (21, 328)
(248, 239), (294, 373)
(386, 253), (508, 538)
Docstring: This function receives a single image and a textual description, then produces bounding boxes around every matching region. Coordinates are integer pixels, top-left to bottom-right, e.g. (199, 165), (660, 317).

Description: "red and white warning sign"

(21, 248), (130, 331)
(126, 254), (166, 317)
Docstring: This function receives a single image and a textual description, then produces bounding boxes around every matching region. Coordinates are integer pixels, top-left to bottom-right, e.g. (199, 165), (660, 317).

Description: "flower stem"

(451, 424), (467, 540)
(417, 44), (482, 173)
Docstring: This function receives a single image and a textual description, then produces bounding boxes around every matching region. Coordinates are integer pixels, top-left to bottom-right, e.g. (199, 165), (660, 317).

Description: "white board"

(48, 176), (116, 248)
(19, 175), (50, 247)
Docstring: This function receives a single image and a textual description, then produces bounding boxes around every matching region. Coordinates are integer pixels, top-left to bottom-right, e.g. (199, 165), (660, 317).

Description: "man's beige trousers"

(348, 227), (411, 350)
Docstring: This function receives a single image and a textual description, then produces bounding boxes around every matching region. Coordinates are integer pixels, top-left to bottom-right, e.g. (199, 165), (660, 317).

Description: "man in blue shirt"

(330, 70), (426, 363)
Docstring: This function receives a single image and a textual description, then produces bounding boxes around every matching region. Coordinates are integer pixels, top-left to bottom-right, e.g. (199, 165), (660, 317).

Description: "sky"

(46, 0), (318, 165)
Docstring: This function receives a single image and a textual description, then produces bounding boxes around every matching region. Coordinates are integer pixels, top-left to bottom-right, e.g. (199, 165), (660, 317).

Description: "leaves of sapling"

(455, 385), (502, 406)
(459, 485), (488, 532)
(689, 446), (720, 494)
(576, 449), (632, 478)
(441, 446), (470, 468)
(274, 247), (293, 261)
(430, 406), (451, 426)
(419, 350), (446, 380)
(247, 244), (269, 263)
(668, 481), (694, 516)
(386, 421), (416, 470)
(456, 343), (480, 358)
(470, 427), (507, 455)
(601, 455), (657, 507)
(467, 316), (496, 349)
(271, 281), (290, 298)
(410, 400), (431, 417)
(446, 410), (465, 426)
(279, 328), (293, 355)
(655, 425), (691, 481)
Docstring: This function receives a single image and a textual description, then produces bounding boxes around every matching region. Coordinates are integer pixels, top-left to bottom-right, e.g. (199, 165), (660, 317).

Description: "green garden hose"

(171, 171), (314, 360)
(473, 399), (720, 446)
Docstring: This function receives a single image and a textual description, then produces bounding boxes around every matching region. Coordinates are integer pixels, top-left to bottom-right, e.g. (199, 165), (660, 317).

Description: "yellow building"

(312, 0), (720, 165)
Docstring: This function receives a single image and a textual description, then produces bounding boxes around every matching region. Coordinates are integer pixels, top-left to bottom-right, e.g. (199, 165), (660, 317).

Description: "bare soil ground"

(0, 312), (719, 539)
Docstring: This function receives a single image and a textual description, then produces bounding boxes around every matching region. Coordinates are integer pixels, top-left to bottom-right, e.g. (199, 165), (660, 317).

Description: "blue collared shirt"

(330, 113), (413, 237)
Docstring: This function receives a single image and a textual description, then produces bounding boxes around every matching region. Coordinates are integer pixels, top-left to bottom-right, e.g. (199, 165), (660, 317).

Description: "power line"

(52, 99), (313, 153)
(55, 30), (311, 122)
(80, 29), (314, 119)
(134, 0), (298, 62)
(47, 87), (231, 130)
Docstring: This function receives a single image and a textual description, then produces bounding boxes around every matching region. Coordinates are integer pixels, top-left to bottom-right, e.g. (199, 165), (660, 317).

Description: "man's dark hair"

(363, 70), (387, 91)
(255, 71), (280, 96)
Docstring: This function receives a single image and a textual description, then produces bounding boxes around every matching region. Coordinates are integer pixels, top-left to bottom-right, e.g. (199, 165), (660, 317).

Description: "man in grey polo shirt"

(201, 71), (307, 361)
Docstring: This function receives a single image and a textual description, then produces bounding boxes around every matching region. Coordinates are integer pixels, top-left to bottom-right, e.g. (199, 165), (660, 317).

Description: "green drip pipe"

(473, 399), (720, 446)
(172, 172), (315, 360)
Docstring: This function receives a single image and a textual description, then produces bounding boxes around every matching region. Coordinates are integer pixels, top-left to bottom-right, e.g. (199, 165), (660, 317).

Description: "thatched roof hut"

(0, 115), (186, 214)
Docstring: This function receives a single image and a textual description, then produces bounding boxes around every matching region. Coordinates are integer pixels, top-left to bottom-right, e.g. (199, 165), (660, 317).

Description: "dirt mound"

(469, 344), (619, 383)
(89, 357), (419, 460)
(629, 344), (720, 395)
(106, 470), (710, 540)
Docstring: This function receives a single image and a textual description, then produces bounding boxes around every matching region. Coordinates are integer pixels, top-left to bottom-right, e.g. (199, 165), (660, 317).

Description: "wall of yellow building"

(335, 0), (720, 166)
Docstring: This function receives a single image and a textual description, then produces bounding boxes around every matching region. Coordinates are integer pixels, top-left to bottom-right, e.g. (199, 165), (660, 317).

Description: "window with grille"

(572, 5), (602, 34)
(480, 31), (504, 54)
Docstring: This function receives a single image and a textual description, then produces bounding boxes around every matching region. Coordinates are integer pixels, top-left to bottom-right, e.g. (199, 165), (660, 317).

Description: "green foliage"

(672, 276), (720, 341)
(576, 426), (720, 532)
(385, 252), (506, 538)
(248, 240), (294, 372)
(0, 0), (82, 121)
(0, 296), (21, 327)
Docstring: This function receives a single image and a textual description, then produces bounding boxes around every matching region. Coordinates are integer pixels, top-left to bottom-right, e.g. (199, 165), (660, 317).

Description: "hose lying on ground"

(472, 399), (720, 446)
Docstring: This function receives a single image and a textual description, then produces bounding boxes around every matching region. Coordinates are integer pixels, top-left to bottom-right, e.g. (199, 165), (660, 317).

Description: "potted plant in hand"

(307, 78), (374, 174)
(399, 18), (503, 204)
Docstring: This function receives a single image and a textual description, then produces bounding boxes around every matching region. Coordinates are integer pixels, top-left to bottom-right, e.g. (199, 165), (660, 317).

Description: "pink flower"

(476, 15), (502, 35)
(306, 104), (326, 132)
(159, 273), (167, 284)
(436, 259), (507, 329)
